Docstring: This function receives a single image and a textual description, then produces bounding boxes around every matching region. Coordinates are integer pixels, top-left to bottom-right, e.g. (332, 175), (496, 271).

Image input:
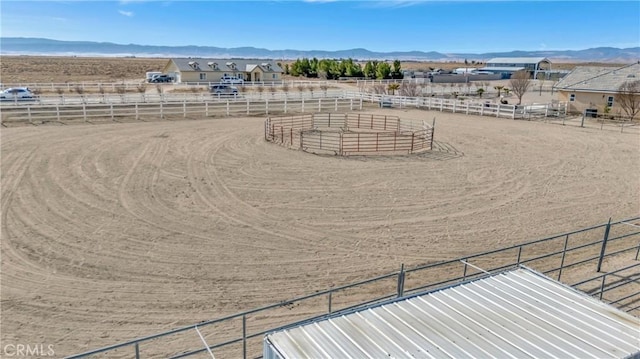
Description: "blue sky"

(1, 1), (639, 53)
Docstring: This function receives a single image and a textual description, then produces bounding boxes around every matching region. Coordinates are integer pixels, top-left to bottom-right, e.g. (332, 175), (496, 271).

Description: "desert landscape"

(1, 55), (625, 84)
(1, 56), (639, 357)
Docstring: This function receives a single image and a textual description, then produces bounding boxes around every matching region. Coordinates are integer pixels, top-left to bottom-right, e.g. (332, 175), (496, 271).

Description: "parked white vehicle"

(146, 72), (162, 82)
(0, 87), (37, 101)
(220, 75), (244, 84)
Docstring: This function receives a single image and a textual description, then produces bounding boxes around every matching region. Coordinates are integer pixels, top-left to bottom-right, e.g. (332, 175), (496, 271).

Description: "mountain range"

(1, 37), (639, 63)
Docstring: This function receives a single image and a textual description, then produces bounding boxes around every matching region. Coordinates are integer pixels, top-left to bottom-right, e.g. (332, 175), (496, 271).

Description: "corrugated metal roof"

(477, 66), (525, 72)
(553, 63), (640, 93)
(265, 268), (640, 359)
(486, 57), (550, 65)
(169, 58), (283, 73)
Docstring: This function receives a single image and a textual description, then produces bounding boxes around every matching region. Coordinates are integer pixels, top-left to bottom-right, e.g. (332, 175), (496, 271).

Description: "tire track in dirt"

(2, 114), (638, 357)
(186, 128), (437, 265)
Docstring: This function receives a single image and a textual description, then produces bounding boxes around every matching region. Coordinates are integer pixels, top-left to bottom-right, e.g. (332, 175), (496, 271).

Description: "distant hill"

(1, 37), (639, 63)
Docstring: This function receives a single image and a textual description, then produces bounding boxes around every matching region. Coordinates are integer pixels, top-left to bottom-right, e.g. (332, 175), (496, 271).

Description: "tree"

(363, 61), (376, 79)
(615, 79), (640, 120)
(494, 85), (504, 97)
(376, 62), (391, 79)
(509, 71), (531, 105)
(476, 88), (485, 98)
(388, 83), (400, 95)
(391, 60), (403, 79)
(400, 82), (421, 97)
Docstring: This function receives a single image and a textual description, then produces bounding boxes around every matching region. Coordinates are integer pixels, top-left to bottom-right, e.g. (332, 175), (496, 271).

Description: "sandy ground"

(1, 106), (639, 357)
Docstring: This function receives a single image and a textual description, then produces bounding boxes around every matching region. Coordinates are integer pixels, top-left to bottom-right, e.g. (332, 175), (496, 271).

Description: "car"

(220, 75), (244, 84)
(0, 87), (36, 101)
(150, 75), (174, 83)
(210, 84), (238, 96)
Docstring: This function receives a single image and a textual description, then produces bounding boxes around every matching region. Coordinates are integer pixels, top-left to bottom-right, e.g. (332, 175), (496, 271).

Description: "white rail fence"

(1, 90), (567, 125)
(0, 90), (347, 106)
(0, 80), (331, 92)
(357, 79), (560, 95)
(351, 92), (568, 120)
(1, 98), (362, 125)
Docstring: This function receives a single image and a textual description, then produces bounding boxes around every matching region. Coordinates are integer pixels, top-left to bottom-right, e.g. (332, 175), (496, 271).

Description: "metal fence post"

(558, 234), (569, 281)
(396, 263), (405, 298)
(135, 343), (140, 359)
(242, 315), (247, 359)
(599, 275), (606, 300)
(462, 259), (468, 280)
(596, 218), (612, 272)
(328, 291), (333, 314)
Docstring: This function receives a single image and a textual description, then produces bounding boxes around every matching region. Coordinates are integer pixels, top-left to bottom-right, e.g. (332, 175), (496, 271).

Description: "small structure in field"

(265, 113), (434, 156)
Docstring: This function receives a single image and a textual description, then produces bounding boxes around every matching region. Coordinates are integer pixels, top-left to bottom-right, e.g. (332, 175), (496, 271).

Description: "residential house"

(553, 62), (640, 117)
(162, 58), (284, 83)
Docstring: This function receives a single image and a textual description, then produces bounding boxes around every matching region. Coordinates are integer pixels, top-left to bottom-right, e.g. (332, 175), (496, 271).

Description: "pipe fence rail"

(66, 216), (640, 359)
(265, 113), (434, 155)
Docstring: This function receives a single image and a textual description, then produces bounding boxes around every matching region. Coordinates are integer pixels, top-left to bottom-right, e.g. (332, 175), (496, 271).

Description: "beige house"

(162, 58), (284, 83)
(553, 62), (640, 117)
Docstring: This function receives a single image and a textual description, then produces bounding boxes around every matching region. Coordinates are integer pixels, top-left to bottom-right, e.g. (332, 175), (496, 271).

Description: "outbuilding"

(264, 267), (640, 359)
(478, 57), (551, 79)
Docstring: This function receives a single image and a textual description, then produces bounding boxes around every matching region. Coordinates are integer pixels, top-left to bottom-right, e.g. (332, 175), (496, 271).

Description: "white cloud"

(118, 10), (134, 17)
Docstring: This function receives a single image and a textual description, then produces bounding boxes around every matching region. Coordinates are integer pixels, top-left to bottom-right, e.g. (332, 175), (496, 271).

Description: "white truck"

(220, 75), (244, 84)
(146, 72), (162, 82)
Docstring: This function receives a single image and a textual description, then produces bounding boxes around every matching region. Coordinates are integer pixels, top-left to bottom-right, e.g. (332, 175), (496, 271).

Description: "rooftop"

(169, 58), (283, 73)
(487, 57), (550, 65)
(553, 62), (640, 93)
(265, 267), (640, 359)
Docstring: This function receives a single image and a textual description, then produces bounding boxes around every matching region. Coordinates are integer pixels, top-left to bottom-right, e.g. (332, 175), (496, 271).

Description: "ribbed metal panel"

(265, 268), (640, 359)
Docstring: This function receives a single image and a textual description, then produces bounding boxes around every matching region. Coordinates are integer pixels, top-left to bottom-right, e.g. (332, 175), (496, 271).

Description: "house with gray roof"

(553, 62), (640, 116)
(162, 58), (284, 83)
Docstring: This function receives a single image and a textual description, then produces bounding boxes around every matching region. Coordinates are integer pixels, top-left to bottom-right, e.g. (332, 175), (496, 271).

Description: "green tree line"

(282, 58), (403, 80)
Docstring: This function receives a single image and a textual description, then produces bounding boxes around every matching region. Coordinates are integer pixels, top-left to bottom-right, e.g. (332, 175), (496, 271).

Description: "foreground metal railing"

(67, 216), (640, 359)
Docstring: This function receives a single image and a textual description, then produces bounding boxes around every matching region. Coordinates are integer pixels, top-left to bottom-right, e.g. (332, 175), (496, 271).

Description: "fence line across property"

(0, 90), (348, 107)
(66, 216), (640, 359)
(1, 98), (362, 126)
(1, 90), (570, 125)
(0, 80), (332, 92)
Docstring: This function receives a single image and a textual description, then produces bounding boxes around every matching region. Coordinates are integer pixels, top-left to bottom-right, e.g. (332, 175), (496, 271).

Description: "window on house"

(607, 96), (614, 107)
(200, 73), (207, 80)
(272, 74), (276, 79)
(569, 94), (575, 102)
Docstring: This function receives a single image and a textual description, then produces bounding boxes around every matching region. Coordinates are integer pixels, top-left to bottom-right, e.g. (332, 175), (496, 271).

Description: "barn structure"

(478, 57), (552, 79)
(264, 267), (640, 359)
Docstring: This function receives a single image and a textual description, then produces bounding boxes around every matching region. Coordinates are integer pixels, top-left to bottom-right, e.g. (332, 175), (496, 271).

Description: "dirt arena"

(1, 106), (638, 356)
